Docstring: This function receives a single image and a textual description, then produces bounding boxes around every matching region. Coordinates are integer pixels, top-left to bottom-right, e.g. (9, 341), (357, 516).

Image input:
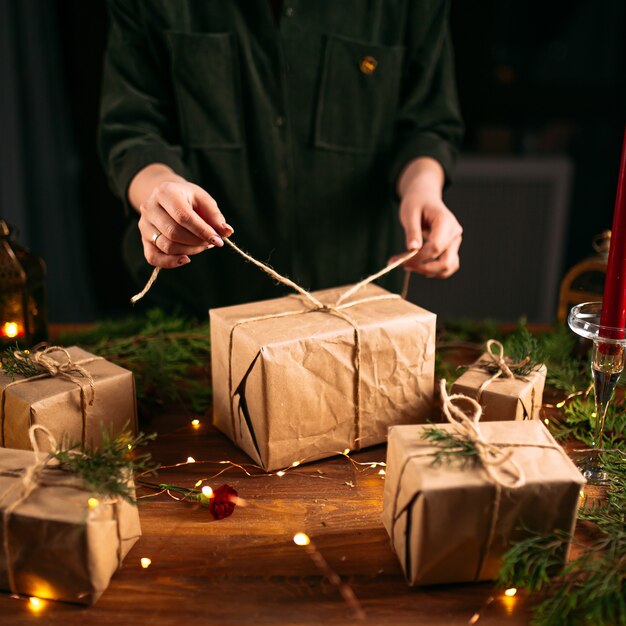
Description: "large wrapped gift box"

(0, 347), (137, 451)
(210, 284), (436, 470)
(382, 420), (584, 586)
(0, 447), (141, 604)
(451, 356), (547, 421)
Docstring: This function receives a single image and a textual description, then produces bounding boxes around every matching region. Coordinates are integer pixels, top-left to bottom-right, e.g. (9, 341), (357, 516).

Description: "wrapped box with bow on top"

(210, 284), (436, 470)
(382, 384), (584, 586)
(450, 340), (547, 421)
(0, 435), (141, 604)
(0, 346), (137, 451)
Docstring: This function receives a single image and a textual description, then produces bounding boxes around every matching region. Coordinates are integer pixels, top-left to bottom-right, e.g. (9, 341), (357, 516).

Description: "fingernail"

(178, 256), (190, 265)
(408, 240), (422, 250)
(206, 243), (215, 250)
(221, 222), (234, 235)
(210, 236), (223, 247)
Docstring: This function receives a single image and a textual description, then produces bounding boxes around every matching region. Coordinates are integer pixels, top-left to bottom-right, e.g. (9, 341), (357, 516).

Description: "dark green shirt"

(99, 0), (463, 315)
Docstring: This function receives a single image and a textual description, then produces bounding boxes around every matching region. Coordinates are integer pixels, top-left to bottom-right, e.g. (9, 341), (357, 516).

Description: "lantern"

(0, 219), (47, 348)
(558, 231), (610, 322)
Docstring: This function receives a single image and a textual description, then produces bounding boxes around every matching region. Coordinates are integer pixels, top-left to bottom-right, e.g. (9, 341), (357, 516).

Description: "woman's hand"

(129, 164), (233, 268)
(390, 157), (462, 278)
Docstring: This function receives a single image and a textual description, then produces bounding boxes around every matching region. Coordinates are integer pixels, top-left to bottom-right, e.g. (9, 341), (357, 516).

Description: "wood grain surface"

(0, 405), (542, 626)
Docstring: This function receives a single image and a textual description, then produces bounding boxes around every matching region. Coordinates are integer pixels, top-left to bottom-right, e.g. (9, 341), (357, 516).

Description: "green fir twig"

(0, 345), (41, 379)
(136, 479), (213, 506)
(60, 309), (212, 413)
(498, 450), (626, 626)
(52, 429), (158, 504)
(421, 427), (480, 469)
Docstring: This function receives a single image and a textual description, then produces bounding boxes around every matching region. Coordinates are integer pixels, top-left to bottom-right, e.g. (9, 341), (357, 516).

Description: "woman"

(99, 0), (463, 315)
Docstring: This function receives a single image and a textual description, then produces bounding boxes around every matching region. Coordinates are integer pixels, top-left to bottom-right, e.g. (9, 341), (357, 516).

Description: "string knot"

(13, 346), (96, 406)
(485, 339), (530, 379)
(439, 379), (524, 489)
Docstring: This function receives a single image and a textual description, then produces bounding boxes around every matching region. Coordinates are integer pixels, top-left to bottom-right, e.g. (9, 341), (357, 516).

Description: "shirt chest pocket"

(315, 35), (404, 153)
(167, 31), (242, 149)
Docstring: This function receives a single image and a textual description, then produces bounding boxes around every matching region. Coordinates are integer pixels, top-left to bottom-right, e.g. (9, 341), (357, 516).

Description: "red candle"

(600, 126), (626, 336)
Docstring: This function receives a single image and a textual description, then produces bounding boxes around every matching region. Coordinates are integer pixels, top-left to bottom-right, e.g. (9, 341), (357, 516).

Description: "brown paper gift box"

(450, 358), (547, 421)
(210, 284), (436, 470)
(0, 447), (141, 605)
(0, 347), (137, 451)
(382, 421), (584, 586)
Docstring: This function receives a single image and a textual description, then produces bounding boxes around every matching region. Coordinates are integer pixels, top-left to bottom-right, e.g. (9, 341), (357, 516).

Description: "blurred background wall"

(0, 0), (624, 322)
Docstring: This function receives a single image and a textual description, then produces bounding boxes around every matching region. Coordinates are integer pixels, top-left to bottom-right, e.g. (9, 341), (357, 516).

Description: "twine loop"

(484, 339), (530, 381)
(0, 425), (125, 597)
(1, 347), (103, 448)
(14, 346), (96, 406)
(1, 425), (57, 594)
(439, 379), (524, 489)
(205, 239), (419, 453)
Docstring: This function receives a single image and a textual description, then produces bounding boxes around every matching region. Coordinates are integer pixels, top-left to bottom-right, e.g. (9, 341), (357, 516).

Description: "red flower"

(210, 484), (238, 520)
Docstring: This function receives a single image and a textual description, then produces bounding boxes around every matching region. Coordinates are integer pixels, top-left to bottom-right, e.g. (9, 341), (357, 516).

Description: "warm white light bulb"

(293, 532), (310, 546)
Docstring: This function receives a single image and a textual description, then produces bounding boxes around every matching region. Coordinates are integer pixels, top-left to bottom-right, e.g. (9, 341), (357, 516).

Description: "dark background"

(1, 0), (624, 322)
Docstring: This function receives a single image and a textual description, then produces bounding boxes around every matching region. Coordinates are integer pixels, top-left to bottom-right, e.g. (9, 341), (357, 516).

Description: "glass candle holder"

(568, 301), (625, 483)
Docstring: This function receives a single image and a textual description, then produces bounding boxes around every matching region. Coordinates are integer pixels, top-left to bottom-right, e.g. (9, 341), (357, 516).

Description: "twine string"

(0, 425), (125, 596)
(209, 239), (415, 452)
(390, 381), (566, 583)
(130, 238), (419, 305)
(0, 348), (101, 447)
(477, 339), (531, 393)
(1, 425), (56, 594)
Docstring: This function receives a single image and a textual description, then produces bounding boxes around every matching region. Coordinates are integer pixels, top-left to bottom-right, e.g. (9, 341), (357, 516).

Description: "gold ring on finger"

(151, 231), (162, 246)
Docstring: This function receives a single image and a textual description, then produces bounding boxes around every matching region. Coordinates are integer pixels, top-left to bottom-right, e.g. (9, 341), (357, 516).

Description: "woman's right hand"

(129, 164), (233, 268)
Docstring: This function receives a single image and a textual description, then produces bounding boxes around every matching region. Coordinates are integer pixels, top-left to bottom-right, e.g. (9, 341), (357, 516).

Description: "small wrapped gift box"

(210, 284), (436, 470)
(0, 346), (137, 451)
(382, 415), (584, 586)
(0, 446), (141, 605)
(450, 342), (547, 421)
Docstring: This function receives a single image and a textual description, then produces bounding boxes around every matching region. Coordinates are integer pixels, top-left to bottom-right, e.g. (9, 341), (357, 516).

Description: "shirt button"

(275, 116), (285, 128)
(284, 7), (294, 17)
(359, 56), (378, 75)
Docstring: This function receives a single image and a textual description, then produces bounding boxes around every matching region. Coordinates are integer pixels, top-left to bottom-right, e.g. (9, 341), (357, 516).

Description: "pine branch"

(52, 429), (157, 504)
(60, 309), (212, 413)
(420, 427), (480, 468)
(499, 450), (626, 626)
(551, 396), (626, 447)
(0, 345), (41, 379)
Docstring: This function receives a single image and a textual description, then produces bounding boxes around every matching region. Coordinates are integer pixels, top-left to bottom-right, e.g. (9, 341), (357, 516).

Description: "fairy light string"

(292, 532), (366, 622)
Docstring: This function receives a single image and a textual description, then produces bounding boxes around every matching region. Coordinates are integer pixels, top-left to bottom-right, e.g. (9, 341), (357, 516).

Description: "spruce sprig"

(60, 309), (212, 413)
(551, 396), (626, 447)
(52, 430), (157, 504)
(0, 345), (41, 379)
(502, 325), (546, 376)
(421, 427), (480, 468)
(136, 479), (213, 506)
(498, 450), (626, 626)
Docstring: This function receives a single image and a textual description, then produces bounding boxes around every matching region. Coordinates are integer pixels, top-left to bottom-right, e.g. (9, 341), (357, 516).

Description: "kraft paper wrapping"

(0, 347), (137, 451)
(0, 447), (141, 605)
(450, 357), (547, 421)
(382, 421), (584, 586)
(210, 284), (436, 470)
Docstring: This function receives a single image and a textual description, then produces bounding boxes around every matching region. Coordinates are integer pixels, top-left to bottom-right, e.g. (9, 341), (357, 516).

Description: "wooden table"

(1, 405), (538, 626)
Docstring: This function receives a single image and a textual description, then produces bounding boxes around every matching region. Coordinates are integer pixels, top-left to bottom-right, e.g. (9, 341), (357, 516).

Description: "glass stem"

(591, 342), (625, 449)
